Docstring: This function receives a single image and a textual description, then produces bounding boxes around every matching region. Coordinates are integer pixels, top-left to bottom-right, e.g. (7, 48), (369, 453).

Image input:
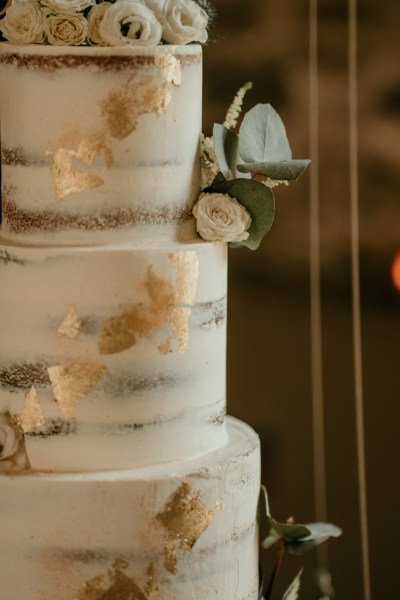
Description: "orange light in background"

(391, 251), (400, 292)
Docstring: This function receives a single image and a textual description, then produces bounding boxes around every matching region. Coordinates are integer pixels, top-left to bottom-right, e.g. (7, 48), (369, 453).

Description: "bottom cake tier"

(0, 416), (260, 600)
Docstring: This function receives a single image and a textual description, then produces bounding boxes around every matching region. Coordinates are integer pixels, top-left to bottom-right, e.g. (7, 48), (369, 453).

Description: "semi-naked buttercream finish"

(0, 40), (262, 600)
(0, 235), (227, 471)
(0, 44), (202, 244)
(1, 418), (260, 600)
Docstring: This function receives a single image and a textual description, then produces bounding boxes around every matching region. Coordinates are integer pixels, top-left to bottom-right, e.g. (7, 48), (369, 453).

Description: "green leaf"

(262, 517), (311, 548)
(206, 177), (275, 250)
(285, 539), (323, 556)
(258, 485), (271, 518)
(262, 517), (342, 555)
(301, 523), (343, 542)
(237, 159), (311, 181)
(239, 103), (292, 164)
(213, 124), (250, 181)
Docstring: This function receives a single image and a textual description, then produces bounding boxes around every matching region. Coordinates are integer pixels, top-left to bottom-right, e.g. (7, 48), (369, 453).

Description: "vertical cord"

(348, 1), (372, 598)
(309, 0), (328, 569)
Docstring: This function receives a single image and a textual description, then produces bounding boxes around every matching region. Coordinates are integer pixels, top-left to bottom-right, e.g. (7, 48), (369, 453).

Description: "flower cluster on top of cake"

(0, 0), (215, 46)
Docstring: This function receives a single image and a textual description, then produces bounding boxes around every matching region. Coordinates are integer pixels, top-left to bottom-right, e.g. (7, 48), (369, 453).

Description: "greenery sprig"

(258, 486), (342, 600)
(199, 89), (310, 250)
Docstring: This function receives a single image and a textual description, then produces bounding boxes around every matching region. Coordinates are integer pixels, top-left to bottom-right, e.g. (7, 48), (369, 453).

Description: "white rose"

(98, 0), (162, 47)
(0, 415), (20, 461)
(87, 2), (112, 46)
(45, 11), (88, 45)
(193, 192), (251, 243)
(147, 0), (208, 44)
(40, 0), (94, 13)
(0, 1), (46, 44)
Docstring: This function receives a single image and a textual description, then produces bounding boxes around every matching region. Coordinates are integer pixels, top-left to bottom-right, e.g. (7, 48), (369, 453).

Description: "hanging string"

(348, 1), (372, 598)
(309, 0), (328, 572)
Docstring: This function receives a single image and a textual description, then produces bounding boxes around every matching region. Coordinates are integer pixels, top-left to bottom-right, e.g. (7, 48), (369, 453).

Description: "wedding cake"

(0, 2), (262, 599)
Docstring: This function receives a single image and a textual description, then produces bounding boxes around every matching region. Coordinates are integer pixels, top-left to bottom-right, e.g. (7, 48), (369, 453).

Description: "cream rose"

(147, 0), (208, 44)
(0, 1), (46, 44)
(98, 0), (162, 47)
(40, 0), (94, 14)
(45, 11), (88, 45)
(87, 1), (112, 46)
(193, 192), (251, 243)
(0, 415), (20, 461)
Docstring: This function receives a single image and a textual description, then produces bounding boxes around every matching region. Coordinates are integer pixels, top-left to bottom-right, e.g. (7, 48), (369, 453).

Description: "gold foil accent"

(100, 56), (181, 141)
(165, 252), (199, 354)
(144, 561), (158, 598)
(51, 148), (104, 201)
(48, 363), (107, 419)
(15, 386), (45, 433)
(156, 483), (213, 575)
(163, 546), (178, 576)
(76, 566), (147, 600)
(50, 131), (113, 201)
(154, 53), (182, 86)
(57, 305), (82, 341)
(99, 254), (199, 356)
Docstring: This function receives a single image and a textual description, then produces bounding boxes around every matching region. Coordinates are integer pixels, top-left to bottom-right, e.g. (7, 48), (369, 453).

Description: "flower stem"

(264, 542), (285, 600)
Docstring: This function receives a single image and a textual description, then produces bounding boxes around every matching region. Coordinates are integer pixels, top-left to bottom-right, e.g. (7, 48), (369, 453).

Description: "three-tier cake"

(0, 38), (261, 600)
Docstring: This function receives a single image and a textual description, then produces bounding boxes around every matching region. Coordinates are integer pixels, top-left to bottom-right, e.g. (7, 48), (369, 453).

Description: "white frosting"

(0, 417), (261, 600)
(0, 43), (262, 600)
(0, 234), (227, 470)
(0, 44), (202, 243)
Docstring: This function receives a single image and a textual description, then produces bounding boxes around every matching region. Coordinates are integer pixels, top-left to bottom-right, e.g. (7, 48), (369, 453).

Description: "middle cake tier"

(0, 236), (227, 471)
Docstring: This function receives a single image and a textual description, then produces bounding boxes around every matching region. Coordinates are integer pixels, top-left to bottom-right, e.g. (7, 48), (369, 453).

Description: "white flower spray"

(201, 81), (253, 187)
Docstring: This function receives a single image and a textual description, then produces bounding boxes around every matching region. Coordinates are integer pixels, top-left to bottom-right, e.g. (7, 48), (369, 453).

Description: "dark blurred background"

(204, 0), (400, 598)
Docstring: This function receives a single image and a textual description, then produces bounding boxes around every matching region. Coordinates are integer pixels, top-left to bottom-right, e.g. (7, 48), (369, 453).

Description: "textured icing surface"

(0, 235), (228, 470)
(0, 417), (261, 600)
(0, 44), (202, 243)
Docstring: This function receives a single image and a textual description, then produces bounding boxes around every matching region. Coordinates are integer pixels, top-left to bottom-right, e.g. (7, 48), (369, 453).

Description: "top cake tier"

(0, 43), (202, 244)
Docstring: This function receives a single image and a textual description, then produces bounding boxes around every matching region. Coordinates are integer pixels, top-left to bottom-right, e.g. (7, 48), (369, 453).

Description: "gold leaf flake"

(144, 561), (158, 598)
(155, 52), (181, 86)
(50, 131), (112, 201)
(169, 252), (200, 305)
(48, 363), (107, 419)
(99, 255), (199, 356)
(75, 567), (147, 600)
(100, 67), (179, 141)
(156, 482), (213, 574)
(99, 267), (174, 355)
(166, 252), (199, 353)
(98, 314), (137, 356)
(15, 386), (45, 433)
(163, 546), (178, 576)
(57, 305), (82, 341)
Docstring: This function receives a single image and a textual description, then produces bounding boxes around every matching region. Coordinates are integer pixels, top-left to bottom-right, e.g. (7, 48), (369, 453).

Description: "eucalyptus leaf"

(285, 539), (322, 556)
(206, 177), (275, 250)
(301, 523), (343, 542)
(213, 124), (250, 180)
(239, 103), (292, 164)
(237, 159), (311, 181)
(262, 517), (311, 547)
